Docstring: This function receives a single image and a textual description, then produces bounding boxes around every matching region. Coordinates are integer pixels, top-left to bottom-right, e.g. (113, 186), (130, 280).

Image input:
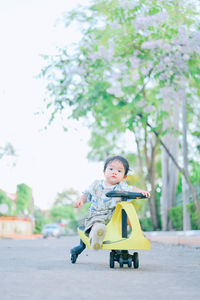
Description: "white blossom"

(143, 106), (154, 113)
(106, 81), (124, 98)
(160, 87), (177, 101)
(122, 76), (133, 87)
(130, 56), (140, 68)
(89, 45), (114, 62)
(163, 44), (171, 52)
(114, 88), (124, 98)
(183, 54), (190, 60)
(141, 67), (148, 76)
(164, 56), (171, 64)
(148, 62), (154, 69)
(106, 87), (115, 94)
(110, 20), (120, 29)
(112, 70), (121, 80)
(89, 52), (98, 61)
(116, 63), (128, 73)
(98, 45), (108, 58)
(137, 99), (147, 107)
(142, 39), (164, 49)
(119, 0), (139, 10)
(132, 71), (140, 81)
(134, 11), (168, 30)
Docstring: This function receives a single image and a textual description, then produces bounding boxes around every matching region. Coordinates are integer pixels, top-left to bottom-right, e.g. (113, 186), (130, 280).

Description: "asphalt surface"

(0, 235), (200, 300)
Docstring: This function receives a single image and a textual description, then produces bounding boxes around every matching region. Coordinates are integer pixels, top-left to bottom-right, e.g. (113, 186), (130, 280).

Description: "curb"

(146, 230), (200, 247)
(0, 234), (43, 240)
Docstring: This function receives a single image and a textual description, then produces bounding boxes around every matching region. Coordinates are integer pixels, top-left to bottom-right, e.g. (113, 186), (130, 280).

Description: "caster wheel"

(128, 257), (132, 268)
(133, 252), (139, 269)
(110, 253), (115, 268)
(119, 257), (123, 268)
(71, 253), (78, 264)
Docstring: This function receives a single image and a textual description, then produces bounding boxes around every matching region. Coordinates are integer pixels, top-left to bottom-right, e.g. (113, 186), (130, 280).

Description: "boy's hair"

(104, 156), (130, 176)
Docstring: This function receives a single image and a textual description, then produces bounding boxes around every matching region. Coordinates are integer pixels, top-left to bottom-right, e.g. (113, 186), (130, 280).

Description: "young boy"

(74, 155), (150, 250)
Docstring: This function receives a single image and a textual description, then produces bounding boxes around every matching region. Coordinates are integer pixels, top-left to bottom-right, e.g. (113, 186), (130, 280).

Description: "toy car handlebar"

(106, 191), (147, 199)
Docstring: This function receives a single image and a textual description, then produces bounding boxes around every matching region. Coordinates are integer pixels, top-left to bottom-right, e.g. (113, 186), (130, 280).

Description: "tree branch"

(137, 113), (200, 215)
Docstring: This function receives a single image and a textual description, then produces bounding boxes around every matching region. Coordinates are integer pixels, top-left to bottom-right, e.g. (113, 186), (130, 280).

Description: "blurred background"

(0, 0), (200, 236)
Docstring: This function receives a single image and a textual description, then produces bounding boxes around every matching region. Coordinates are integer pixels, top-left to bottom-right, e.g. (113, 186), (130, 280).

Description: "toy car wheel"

(133, 252), (139, 269)
(110, 253), (115, 268)
(128, 257), (132, 268)
(119, 257), (123, 268)
(71, 253), (78, 264)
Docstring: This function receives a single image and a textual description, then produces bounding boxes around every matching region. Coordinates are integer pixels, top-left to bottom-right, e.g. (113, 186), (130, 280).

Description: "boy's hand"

(74, 194), (87, 208)
(74, 199), (83, 208)
(141, 190), (151, 198)
(131, 188), (151, 198)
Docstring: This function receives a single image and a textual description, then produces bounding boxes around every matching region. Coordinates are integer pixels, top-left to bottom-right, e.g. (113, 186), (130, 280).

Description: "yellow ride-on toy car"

(70, 191), (151, 268)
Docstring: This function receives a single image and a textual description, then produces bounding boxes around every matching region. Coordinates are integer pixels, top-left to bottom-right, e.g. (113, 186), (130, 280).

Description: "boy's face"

(104, 160), (126, 186)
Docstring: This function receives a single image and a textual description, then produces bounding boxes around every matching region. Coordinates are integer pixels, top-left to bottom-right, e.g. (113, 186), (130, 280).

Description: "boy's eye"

(118, 170), (122, 173)
(109, 167), (113, 171)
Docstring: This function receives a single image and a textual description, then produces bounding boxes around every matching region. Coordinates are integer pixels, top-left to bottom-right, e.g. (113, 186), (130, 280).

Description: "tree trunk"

(143, 119), (200, 216)
(161, 148), (169, 230)
(134, 127), (159, 229)
(160, 97), (179, 230)
(143, 129), (159, 229)
(148, 141), (159, 229)
(182, 93), (191, 230)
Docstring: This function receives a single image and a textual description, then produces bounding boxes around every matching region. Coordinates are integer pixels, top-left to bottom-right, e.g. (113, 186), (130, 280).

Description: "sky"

(0, 0), (106, 209)
(0, 0), (135, 210)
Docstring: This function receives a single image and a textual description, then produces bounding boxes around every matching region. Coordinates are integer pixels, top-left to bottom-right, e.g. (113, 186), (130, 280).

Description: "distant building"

(0, 188), (17, 212)
(2, 190), (17, 201)
(0, 189), (33, 236)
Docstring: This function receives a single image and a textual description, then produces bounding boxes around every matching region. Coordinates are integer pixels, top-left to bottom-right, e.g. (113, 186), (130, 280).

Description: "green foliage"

(41, 0), (200, 161)
(41, 0), (200, 227)
(72, 202), (91, 229)
(50, 205), (78, 232)
(168, 204), (200, 230)
(41, 0), (200, 142)
(0, 190), (13, 216)
(50, 205), (75, 221)
(155, 185), (162, 229)
(176, 173), (183, 195)
(187, 203), (200, 230)
(16, 184), (32, 215)
(53, 188), (80, 206)
(34, 207), (46, 234)
(47, 188), (91, 233)
(68, 218), (79, 232)
(139, 217), (153, 232)
(189, 162), (200, 185)
(168, 206), (183, 230)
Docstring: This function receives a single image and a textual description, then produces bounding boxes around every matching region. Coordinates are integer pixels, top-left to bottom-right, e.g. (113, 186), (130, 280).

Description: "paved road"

(0, 235), (200, 300)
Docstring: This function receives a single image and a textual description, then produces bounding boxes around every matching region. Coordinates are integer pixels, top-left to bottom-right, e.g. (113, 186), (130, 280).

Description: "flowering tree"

(41, 0), (200, 229)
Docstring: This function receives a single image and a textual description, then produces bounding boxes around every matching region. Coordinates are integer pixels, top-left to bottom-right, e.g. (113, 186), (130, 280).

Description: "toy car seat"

(70, 191), (150, 268)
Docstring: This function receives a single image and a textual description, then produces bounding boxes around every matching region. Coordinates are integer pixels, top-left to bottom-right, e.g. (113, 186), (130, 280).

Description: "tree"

(50, 188), (81, 232)
(34, 207), (46, 234)
(0, 190), (13, 216)
(16, 184), (32, 216)
(53, 188), (80, 206)
(41, 0), (200, 228)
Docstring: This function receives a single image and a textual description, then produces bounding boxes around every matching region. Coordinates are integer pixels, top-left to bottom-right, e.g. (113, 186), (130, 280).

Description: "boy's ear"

(123, 175), (127, 179)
